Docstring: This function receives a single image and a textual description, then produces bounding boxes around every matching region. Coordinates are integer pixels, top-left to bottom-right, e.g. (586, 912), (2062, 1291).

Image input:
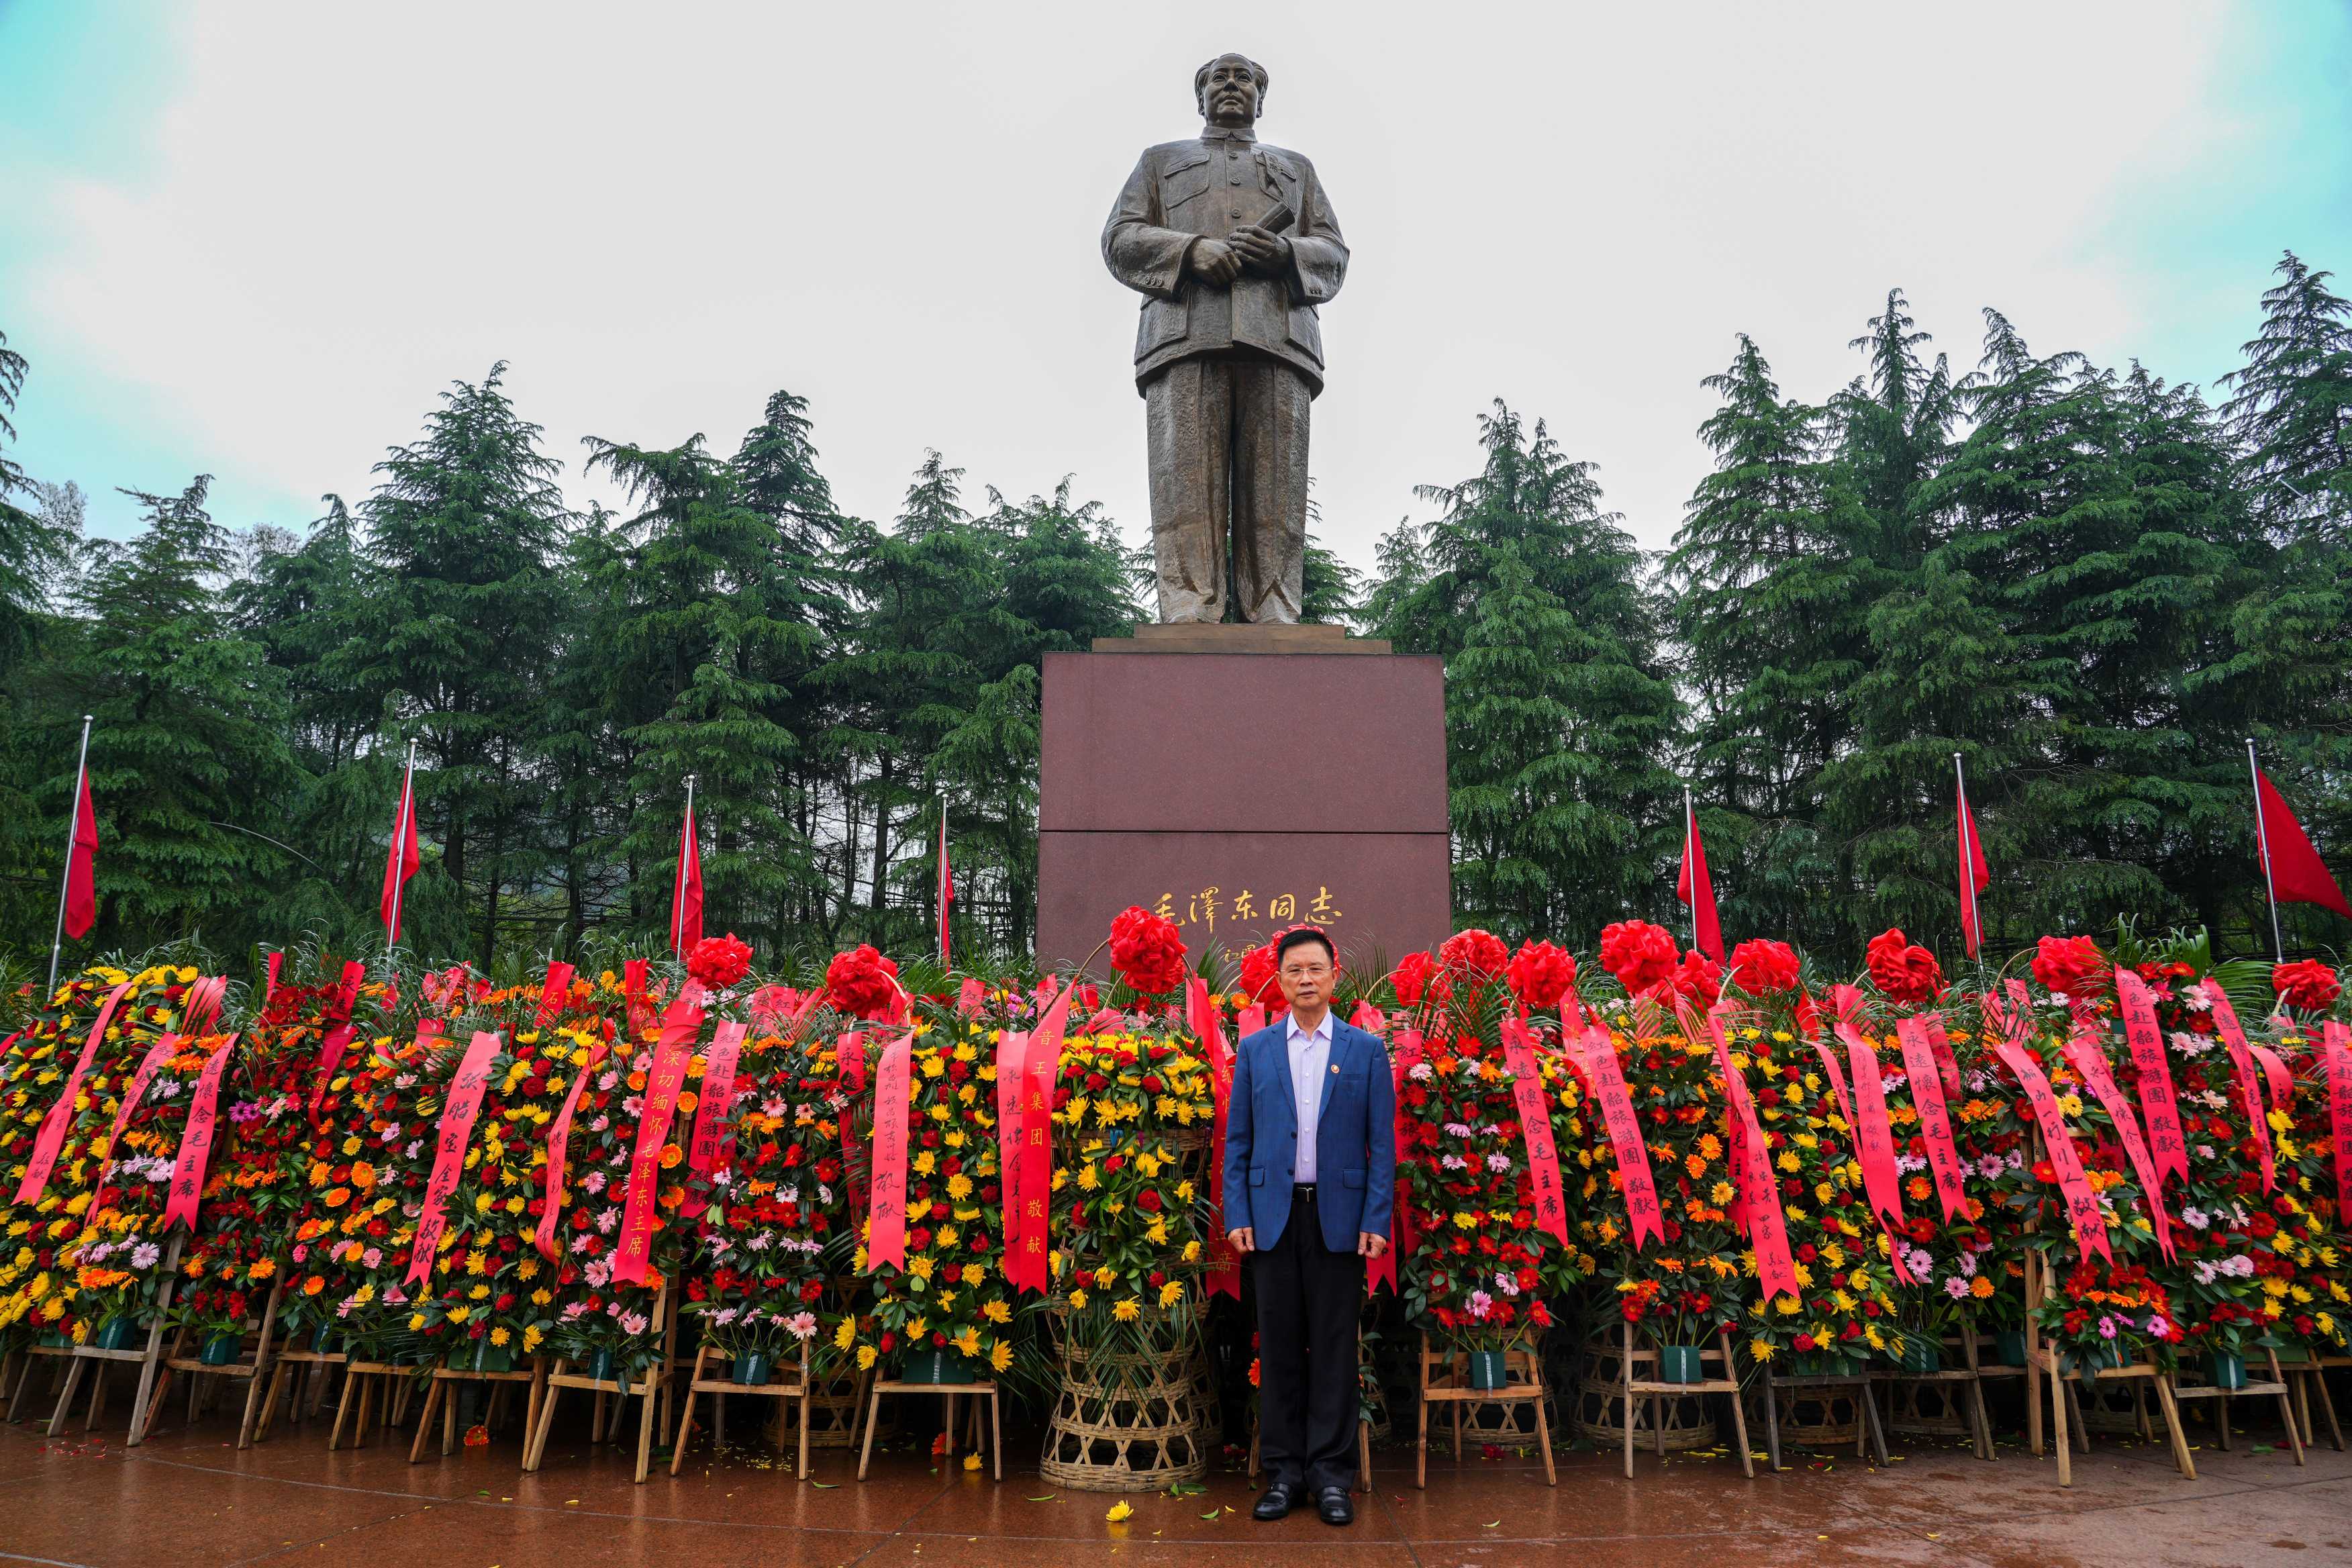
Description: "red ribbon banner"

(2112, 969), (2190, 1190)
(2200, 979), (2277, 1193)
(105, 1031), (185, 1161)
(1368, 1030), (1419, 1295)
(2059, 1017), (2175, 1262)
(1187, 979), (1241, 1299)
(307, 961), (371, 1124)
(958, 977), (986, 1016)
(2323, 1022), (2352, 1226)
(1828, 1001), (1918, 1287)
(1563, 1010), (1663, 1253)
(15, 979), (136, 1205)
(686, 1020), (748, 1176)
(405, 1029), (503, 1286)
(164, 1034), (238, 1230)
(837, 1031), (868, 1220)
(865, 1029), (914, 1273)
(1992, 1032), (2112, 1265)
(995, 1027), (1030, 1283)
(612, 999), (702, 1287)
(534, 961), (577, 1026)
(1896, 1014), (1969, 1223)
(1014, 983), (1077, 1293)
(1500, 1017), (1569, 1246)
(1689, 1003), (1801, 1303)
(534, 1036), (609, 1262)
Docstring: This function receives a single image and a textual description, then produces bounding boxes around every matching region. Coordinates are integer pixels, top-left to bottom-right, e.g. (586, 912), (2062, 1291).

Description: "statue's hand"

(1228, 226), (1292, 275)
(1188, 236), (1244, 286)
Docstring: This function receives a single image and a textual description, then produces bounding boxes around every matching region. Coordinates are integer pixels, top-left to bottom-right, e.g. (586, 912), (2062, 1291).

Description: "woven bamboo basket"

(1040, 1340), (1211, 1491)
(1572, 1342), (1717, 1453)
(1757, 1380), (1862, 1450)
(1881, 1375), (1971, 1438)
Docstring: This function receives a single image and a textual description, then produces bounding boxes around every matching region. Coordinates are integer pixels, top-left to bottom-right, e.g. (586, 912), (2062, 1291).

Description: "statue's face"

(1201, 56), (1261, 127)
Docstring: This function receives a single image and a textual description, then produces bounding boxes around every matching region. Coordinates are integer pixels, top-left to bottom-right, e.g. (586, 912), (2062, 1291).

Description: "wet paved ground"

(1, 1375), (2345, 1568)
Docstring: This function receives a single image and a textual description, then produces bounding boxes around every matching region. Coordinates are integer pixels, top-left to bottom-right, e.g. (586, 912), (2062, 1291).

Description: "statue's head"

(1194, 53), (1267, 127)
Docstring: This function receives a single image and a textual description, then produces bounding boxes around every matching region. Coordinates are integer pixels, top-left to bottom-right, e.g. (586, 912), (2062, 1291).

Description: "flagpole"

(387, 738), (418, 953)
(1954, 751), (1979, 959)
(937, 798), (949, 967)
(2248, 738), (2285, 964)
(46, 714), (94, 999)
(674, 773), (697, 956)
(1683, 786), (1696, 952)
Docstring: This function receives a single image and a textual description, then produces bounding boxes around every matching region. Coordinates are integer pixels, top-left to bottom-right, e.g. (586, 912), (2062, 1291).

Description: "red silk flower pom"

(686, 932), (753, 990)
(824, 944), (901, 1020)
(1598, 920), (1680, 995)
(1728, 938), (1801, 996)
(1239, 938), (1279, 1007)
(2030, 935), (2109, 999)
(1667, 950), (1722, 1009)
(1438, 928), (1510, 981)
(1865, 928), (1944, 1005)
(1391, 950), (1447, 1008)
(1108, 904), (1189, 995)
(1505, 939), (1577, 1010)
(2272, 958), (2342, 1014)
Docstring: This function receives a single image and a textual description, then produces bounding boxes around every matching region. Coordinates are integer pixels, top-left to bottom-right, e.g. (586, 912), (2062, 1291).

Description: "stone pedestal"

(1037, 624), (1451, 969)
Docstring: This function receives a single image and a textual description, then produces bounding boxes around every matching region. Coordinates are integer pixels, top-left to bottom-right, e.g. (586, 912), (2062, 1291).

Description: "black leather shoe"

(1316, 1485), (1354, 1526)
(1253, 1483), (1297, 1520)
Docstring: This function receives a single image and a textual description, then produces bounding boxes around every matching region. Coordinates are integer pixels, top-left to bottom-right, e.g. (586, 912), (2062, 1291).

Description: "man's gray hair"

(1194, 54), (1269, 113)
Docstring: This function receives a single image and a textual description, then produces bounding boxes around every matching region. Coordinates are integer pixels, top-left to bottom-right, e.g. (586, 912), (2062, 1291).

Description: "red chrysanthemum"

(2030, 934), (2109, 999)
(685, 932), (752, 990)
(1726, 938), (1801, 996)
(2272, 958), (2342, 1014)
(1107, 905), (1189, 996)
(1504, 939), (1577, 1010)
(1865, 928), (1944, 1006)
(824, 944), (902, 1021)
(1598, 920), (1680, 995)
(1438, 928), (1510, 982)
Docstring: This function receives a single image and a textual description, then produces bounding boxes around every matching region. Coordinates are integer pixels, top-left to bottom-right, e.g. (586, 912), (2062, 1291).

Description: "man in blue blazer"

(1223, 926), (1393, 1526)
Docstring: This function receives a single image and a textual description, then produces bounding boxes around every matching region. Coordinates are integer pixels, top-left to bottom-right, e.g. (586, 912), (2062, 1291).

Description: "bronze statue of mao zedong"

(1103, 54), (1348, 625)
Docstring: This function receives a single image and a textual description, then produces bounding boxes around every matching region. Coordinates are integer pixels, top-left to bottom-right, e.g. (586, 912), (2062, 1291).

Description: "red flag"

(2255, 767), (2351, 919)
(936, 808), (953, 966)
(379, 755), (420, 942)
(63, 763), (98, 939)
(1675, 793), (1723, 963)
(670, 791), (703, 956)
(1957, 773), (1990, 957)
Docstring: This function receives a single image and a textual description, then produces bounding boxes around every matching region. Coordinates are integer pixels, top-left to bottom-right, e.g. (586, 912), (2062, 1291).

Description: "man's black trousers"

(1251, 1184), (1361, 1494)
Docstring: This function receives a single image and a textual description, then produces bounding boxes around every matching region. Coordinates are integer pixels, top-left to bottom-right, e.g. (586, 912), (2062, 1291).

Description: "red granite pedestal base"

(1037, 626), (1451, 970)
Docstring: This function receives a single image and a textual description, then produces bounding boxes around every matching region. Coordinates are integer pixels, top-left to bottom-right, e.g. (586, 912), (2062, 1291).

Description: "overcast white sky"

(4, 1), (2348, 569)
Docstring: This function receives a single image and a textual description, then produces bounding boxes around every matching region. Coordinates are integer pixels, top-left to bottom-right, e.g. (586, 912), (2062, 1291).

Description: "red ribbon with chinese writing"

(958, 977), (986, 1016)
(2112, 969), (2190, 1190)
(864, 1029), (914, 1273)
(1187, 979), (1241, 1300)
(1688, 1003), (1800, 1303)
(1564, 1018), (1663, 1254)
(15, 979), (136, 1205)
(405, 1029), (503, 1286)
(534, 1035), (609, 1262)
(623, 959), (652, 1036)
(107, 1032), (183, 1161)
(995, 1027), (1030, 1285)
(1500, 1016), (1569, 1246)
(1351, 1000), (1385, 1034)
(686, 1020), (747, 1175)
(534, 961), (576, 1026)
(1992, 1032), (2112, 1265)
(2200, 979), (2277, 1193)
(1921, 1009), (1961, 1099)
(1896, 1014), (1969, 1223)
(164, 1034), (237, 1230)
(2060, 1017), (2174, 1262)
(307, 961), (370, 1124)
(1829, 987), (1915, 1276)
(2322, 1022), (2352, 1226)
(836, 1031), (867, 1219)
(612, 1000), (701, 1287)
(1014, 983), (1077, 1293)
(1368, 1029), (1418, 1295)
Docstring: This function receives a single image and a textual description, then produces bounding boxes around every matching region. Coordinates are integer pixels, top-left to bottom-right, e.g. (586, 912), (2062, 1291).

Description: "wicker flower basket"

(1571, 1340), (1718, 1453)
(1040, 1338), (1212, 1492)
